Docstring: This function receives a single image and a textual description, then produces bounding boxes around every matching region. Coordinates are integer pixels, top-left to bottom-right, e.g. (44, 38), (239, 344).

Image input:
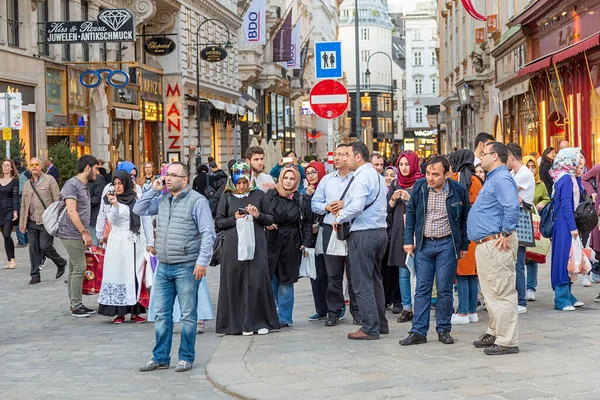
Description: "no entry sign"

(309, 79), (349, 119)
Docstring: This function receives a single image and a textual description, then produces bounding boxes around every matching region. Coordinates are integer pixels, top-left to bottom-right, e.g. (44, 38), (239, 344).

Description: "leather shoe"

(438, 331), (454, 344)
(347, 330), (379, 340)
(399, 332), (427, 346)
(29, 276), (41, 285)
(324, 315), (339, 327)
(56, 265), (66, 279)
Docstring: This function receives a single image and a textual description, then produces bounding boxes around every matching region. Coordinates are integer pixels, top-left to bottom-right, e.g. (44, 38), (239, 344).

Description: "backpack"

(574, 194), (598, 232)
(28, 178), (66, 237)
(540, 201), (556, 239)
(203, 174), (216, 198)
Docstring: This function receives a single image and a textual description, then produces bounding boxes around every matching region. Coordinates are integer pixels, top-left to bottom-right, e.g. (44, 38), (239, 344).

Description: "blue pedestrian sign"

(315, 41), (342, 79)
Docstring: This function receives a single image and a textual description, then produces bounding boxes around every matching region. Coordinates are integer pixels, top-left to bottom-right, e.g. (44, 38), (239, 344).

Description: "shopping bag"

(299, 248), (317, 280)
(315, 226), (324, 256)
(83, 246), (105, 295)
(138, 262), (150, 308)
(236, 215), (255, 261)
(516, 205), (535, 247)
(144, 252), (156, 288)
(526, 211), (550, 263)
(405, 253), (415, 276)
(567, 237), (592, 275)
(326, 230), (348, 256)
(532, 211), (541, 240)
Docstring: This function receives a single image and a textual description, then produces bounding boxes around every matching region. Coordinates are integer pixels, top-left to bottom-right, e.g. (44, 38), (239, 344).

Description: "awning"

(517, 56), (552, 77)
(499, 79), (530, 102)
(553, 33), (600, 64)
(208, 99), (247, 116)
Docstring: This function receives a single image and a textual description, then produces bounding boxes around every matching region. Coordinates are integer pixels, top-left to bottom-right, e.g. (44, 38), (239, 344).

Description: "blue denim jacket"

(403, 178), (470, 258)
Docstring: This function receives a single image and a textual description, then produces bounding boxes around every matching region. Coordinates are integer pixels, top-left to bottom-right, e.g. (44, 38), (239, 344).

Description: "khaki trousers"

(475, 234), (519, 347)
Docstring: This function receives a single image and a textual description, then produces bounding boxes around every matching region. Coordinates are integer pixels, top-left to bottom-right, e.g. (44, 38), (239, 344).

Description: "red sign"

(309, 79), (349, 119)
(327, 151), (334, 164)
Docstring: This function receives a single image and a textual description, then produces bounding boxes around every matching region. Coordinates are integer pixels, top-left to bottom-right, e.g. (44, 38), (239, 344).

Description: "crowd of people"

(2, 133), (600, 372)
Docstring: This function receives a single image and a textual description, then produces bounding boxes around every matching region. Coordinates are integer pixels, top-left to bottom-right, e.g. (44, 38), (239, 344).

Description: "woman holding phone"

(382, 166), (402, 313)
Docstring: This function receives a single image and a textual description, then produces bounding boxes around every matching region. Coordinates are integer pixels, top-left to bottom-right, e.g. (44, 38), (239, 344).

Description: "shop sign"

(475, 28), (485, 44)
(46, 68), (66, 119)
(414, 130), (436, 137)
(45, 9), (136, 44)
(164, 77), (182, 151)
(144, 37), (176, 56)
(200, 46), (228, 63)
(486, 15), (497, 33)
(141, 70), (162, 98)
(144, 101), (159, 122)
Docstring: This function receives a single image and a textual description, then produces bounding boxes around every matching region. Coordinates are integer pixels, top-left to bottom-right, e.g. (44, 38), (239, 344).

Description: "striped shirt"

(423, 182), (452, 238)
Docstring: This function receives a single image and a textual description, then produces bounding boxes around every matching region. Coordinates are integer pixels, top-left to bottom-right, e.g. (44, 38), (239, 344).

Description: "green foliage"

(48, 140), (78, 188)
(0, 136), (28, 166)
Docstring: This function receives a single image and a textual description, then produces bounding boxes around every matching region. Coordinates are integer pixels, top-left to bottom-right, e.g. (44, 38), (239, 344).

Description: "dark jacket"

(403, 178), (470, 259)
(192, 172), (211, 194)
(89, 174), (106, 226)
(47, 165), (59, 183)
(211, 170), (228, 191)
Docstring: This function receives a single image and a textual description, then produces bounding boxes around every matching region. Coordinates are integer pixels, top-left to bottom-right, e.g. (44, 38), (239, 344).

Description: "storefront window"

(46, 68), (66, 122)
(592, 64), (600, 164)
(361, 95), (371, 111)
(112, 120), (126, 161)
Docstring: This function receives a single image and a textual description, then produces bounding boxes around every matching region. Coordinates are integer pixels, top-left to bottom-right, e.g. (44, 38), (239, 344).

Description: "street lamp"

(196, 18), (234, 162)
(365, 51), (395, 145)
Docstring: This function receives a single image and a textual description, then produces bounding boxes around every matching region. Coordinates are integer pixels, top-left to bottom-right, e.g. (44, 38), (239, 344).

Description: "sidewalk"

(207, 265), (600, 399)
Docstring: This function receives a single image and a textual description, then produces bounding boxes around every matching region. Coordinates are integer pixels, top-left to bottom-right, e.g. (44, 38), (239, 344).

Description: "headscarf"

(448, 149), (476, 189)
(276, 166), (301, 199)
(396, 150), (423, 189)
(306, 161), (326, 188)
(116, 161), (138, 176)
(522, 155), (541, 183)
(385, 166), (399, 190)
(225, 160), (257, 194)
(109, 170), (141, 234)
(550, 148), (581, 182)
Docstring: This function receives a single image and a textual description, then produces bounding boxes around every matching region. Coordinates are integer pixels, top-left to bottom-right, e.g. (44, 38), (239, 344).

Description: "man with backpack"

(192, 165), (214, 198)
(19, 157), (67, 285)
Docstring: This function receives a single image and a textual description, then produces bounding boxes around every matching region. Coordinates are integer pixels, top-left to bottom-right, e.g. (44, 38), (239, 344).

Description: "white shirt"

(511, 164), (535, 205)
(254, 173), (275, 192)
(474, 156), (481, 166)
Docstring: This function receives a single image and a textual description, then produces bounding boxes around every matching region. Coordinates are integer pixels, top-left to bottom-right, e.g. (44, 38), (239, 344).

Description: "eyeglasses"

(165, 173), (186, 178)
(29, 163), (41, 167)
(306, 171), (319, 176)
(233, 169), (250, 176)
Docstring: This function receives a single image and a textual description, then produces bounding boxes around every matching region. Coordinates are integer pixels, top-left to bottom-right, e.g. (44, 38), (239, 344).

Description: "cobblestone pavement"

(0, 242), (229, 400)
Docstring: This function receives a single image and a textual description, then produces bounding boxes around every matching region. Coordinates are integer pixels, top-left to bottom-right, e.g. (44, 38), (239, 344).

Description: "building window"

(414, 29), (421, 41)
(361, 95), (371, 111)
(415, 79), (422, 94)
(361, 50), (370, 62)
(7, 0), (20, 47)
(61, 0), (70, 61)
(432, 51), (437, 65)
(37, 0), (49, 55)
(361, 28), (370, 40)
(432, 78), (437, 94)
(414, 52), (422, 66)
(416, 108), (423, 123)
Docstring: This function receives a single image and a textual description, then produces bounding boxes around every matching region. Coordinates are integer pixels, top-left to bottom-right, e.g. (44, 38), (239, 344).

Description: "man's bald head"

(559, 140), (570, 150)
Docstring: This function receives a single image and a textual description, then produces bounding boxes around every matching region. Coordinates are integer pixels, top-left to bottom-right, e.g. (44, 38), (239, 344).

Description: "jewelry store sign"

(44, 9), (136, 44)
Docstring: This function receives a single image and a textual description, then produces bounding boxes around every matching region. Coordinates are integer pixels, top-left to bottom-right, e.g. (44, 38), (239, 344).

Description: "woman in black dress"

(215, 160), (279, 335)
(0, 159), (19, 270)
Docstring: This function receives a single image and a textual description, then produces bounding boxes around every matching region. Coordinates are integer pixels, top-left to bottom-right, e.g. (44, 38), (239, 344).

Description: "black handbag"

(336, 174), (381, 241)
(210, 194), (230, 266)
(574, 194), (598, 232)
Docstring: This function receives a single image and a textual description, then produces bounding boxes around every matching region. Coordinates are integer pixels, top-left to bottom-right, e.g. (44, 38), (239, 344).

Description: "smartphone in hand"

(237, 207), (248, 215)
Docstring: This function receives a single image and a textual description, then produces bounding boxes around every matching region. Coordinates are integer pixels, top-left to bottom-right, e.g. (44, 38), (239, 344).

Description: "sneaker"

(518, 306), (527, 314)
(82, 305), (96, 314)
(451, 314), (470, 325)
(113, 316), (125, 324)
(573, 301), (584, 307)
(139, 360), (169, 372)
(561, 305), (575, 311)
(468, 313), (479, 323)
(526, 289), (536, 301)
(131, 315), (146, 323)
(396, 310), (413, 323)
(308, 313), (327, 322)
(70, 306), (90, 318)
(484, 344), (519, 356)
(39, 257), (46, 271)
(242, 331), (253, 336)
(175, 360), (193, 372)
(339, 306), (347, 320)
(473, 333), (496, 348)
(197, 320), (205, 334)
(595, 294), (600, 303)
(257, 328), (269, 335)
(582, 275), (592, 287)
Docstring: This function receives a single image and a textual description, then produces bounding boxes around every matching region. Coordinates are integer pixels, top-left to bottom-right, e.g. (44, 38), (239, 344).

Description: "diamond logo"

(99, 9), (132, 32)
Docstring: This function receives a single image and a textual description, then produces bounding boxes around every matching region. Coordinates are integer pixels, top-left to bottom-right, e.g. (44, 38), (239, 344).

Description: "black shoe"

(399, 332), (427, 346)
(438, 331), (454, 344)
(352, 316), (362, 326)
(396, 310), (413, 323)
(56, 266), (66, 279)
(380, 326), (390, 335)
(82, 305), (96, 314)
(29, 276), (41, 285)
(392, 303), (403, 314)
(279, 323), (290, 328)
(70, 306), (90, 318)
(473, 333), (496, 348)
(324, 314), (339, 327)
(484, 344), (519, 355)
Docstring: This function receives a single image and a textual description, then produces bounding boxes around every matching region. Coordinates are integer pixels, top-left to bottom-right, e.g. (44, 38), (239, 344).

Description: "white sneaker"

(518, 306), (527, 314)
(561, 305), (575, 311)
(242, 331), (253, 336)
(582, 275), (592, 287)
(451, 314), (470, 325)
(526, 289), (536, 301)
(573, 301), (584, 307)
(468, 313), (478, 323)
(257, 328), (269, 335)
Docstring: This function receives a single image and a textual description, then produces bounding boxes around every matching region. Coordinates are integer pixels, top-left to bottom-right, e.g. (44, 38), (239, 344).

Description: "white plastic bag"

(315, 226), (324, 255)
(326, 230), (348, 256)
(236, 215), (255, 261)
(405, 253), (415, 276)
(568, 237), (592, 276)
(299, 248), (317, 279)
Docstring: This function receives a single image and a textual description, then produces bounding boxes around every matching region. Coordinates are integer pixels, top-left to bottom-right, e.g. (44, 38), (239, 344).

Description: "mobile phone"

(238, 208), (248, 215)
(108, 185), (115, 195)
(282, 156), (293, 163)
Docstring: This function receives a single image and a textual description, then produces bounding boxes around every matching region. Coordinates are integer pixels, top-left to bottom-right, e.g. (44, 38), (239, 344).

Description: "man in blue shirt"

(311, 144), (359, 326)
(334, 142), (388, 340)
(467, 142), (521, 356)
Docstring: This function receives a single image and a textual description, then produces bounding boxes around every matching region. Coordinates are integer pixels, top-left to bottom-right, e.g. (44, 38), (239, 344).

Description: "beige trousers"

(475, 234), (519, 347)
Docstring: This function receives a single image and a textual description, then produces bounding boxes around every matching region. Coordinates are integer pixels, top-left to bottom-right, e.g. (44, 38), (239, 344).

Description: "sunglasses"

(30, 162), (41, 167)
(233, 169), (250, 176)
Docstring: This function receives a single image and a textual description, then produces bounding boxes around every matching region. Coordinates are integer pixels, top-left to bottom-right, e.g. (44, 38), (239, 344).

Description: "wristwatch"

(501, 231), (512, 238)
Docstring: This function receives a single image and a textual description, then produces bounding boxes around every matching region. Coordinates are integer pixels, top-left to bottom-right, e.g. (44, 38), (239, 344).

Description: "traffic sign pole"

(327, 119), (334, 154)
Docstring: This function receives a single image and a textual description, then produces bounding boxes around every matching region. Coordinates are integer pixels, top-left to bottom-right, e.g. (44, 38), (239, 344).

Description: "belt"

(474, 234), (500, 244)
(424, 235), (451, 241)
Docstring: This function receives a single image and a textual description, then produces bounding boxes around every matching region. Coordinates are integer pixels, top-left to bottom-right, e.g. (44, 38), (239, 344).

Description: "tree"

(48, 140), (78, 188)
(0, 136), (28, 166)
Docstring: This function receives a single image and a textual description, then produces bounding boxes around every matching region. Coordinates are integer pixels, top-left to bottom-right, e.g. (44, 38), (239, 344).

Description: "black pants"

(322, 224), (359, 318)
(348, 229), (388, 337)
(0, 220), (15, 260)
(28, 220), (67, 278)
(310, 254), (328, 316)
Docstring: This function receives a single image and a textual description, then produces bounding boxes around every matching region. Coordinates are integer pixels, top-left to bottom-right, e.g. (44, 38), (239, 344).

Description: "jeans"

(515, 246), (527, 307)
(61, 238), (87, 309)
(456, 275), (478, 315)
(152, 262), (200, 365)
(399, 266), (412, 310)
(271, 276), (294, 325)
(89, 225), (99, 247)
(526, 260), (538, 292)
(411, 237), (457, 337)
(554, 283), (578, 310)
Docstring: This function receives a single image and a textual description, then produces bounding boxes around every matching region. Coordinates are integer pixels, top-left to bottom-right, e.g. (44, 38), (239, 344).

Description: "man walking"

(507, 142), (535, 314)
(335, 142), (388, 340)
(45, 157), (59, 183)
(19, 157), (67, 284)
(311, 144), (359, 326)
(245, 146), (275, 192)
(59, 155), (99, 317)
(135, 162), (215, 373)
(468, 142), (521, 355)
(399, 156), (470, 346)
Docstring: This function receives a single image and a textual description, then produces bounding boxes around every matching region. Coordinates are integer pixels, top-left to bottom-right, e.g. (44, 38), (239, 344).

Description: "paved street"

(3, 239), (600, 399)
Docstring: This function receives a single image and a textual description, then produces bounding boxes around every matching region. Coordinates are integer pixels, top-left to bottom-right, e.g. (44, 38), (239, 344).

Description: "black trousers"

(0, 220), (15, 260)
(310, 253), (328, 316)
(322, 224), (359, 319)
(28, 220), (67, 278)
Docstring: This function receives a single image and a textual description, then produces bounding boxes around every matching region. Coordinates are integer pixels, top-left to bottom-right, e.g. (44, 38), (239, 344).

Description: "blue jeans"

(554, 283), (578, 310)
(411, 237), (457, 336)
(399, 266), (412, 310)
(89, 225), (99, 247)
(271, 276), (294, 325)
(456, 275), (478, 314)
(526, 260), (538, 292)
(516, 246), (526, 307)
(152, 262), (200, 365)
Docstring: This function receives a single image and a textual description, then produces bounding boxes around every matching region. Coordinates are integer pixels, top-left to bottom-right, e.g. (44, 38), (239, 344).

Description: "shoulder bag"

(574, 193), (598, 232)
(337, 175), (381, 241)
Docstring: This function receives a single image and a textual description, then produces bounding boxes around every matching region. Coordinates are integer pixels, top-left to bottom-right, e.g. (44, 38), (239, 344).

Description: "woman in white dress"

(97, 170), (150, 324)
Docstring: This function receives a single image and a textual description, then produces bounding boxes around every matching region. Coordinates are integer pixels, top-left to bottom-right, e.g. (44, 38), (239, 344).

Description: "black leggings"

(1, 221), (14, 260)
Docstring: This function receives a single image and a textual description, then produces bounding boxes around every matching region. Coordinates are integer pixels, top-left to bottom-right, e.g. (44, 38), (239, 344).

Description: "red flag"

(272, 11), (292, 62)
